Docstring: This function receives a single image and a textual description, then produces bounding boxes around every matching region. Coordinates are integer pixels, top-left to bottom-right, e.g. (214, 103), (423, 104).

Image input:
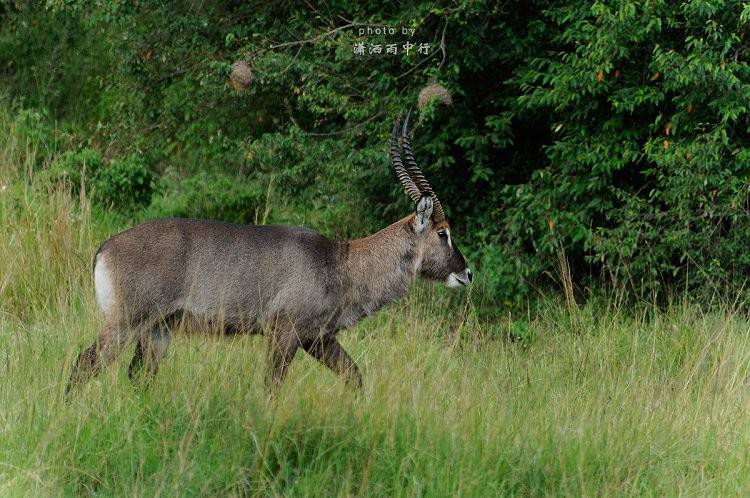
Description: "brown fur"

(66, 208), (468, 394)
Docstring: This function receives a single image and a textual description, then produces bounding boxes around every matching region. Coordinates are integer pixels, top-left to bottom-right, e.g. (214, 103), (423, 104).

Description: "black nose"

(467, 269), (473, 282)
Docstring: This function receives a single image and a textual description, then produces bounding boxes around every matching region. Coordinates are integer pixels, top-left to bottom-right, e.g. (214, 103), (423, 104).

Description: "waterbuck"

(66, 113), (472, 393)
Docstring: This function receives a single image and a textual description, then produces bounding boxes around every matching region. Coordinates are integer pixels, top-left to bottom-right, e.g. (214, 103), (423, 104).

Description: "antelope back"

(94, 219), (342, 328)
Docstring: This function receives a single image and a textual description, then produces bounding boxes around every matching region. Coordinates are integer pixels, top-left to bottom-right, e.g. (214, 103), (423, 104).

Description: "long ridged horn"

(401, 110), (446, 222)
(391, 113), (422, 203)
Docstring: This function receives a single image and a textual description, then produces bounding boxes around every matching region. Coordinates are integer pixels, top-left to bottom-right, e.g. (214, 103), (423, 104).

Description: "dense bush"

(507, 1), (750, 302)
(45, 149), (152, 210)
(2, 0), (750, 308)
(149, 171), (266, 224)
(46, 148), (103, 194)
(93, 155), (153, 210)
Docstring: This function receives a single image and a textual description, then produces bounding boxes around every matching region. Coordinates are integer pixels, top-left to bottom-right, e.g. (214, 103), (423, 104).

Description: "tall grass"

(2, 106), (750, 496)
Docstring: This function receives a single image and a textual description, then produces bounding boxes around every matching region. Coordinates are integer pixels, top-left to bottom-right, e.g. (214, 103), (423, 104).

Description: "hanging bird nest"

(229, 61), (253, 91)
(418, 83), (452, 110)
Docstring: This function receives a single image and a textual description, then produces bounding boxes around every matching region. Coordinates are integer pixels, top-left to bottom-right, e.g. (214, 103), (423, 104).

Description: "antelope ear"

(414, 195), (433, 234)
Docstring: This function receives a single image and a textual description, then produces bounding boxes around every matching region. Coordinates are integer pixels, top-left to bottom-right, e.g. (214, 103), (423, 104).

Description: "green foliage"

(43, 148), (152, 210)
(507, 0), (750, 303)
(46, 148), (103, 193)
(5, 14), (750, 494)
(3, 0), (750, 307)
(0, 0), (545, 309)
(150, 170), (266, 224)
(2, 148), (750, 494)
(93, 155), (153, 210)
(11, 108), (69, 165)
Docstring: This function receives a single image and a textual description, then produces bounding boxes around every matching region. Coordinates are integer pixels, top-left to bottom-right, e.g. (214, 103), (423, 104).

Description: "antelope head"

(390, 112), (473, 288)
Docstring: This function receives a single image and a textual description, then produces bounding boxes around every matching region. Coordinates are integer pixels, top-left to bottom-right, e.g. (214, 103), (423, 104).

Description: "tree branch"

(438, 15), (448, 70)
(299, 111), (385, 136)
(269, 22), (362, 49)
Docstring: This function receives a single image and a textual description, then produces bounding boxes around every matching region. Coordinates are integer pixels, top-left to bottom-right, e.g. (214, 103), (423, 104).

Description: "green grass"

(3, 107), (750, 496)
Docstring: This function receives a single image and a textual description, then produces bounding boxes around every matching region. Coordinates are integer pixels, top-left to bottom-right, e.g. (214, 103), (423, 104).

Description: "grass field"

(3, 116), (750, 496)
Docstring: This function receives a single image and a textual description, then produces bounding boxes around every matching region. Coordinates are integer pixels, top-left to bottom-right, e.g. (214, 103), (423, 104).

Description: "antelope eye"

(437, 230), (447, 239)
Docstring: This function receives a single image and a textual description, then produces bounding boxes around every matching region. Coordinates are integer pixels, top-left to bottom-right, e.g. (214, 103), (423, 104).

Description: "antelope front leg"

(265, 331), (301, 391)
(303, 335), (362, 390)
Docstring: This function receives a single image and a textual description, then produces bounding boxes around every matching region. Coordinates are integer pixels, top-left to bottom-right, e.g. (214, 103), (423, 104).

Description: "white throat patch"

(446, 272), (464, 288)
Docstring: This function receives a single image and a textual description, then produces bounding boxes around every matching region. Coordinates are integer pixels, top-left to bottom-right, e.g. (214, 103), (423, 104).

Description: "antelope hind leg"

(128, 326), (171, 385)
(66, 322), (132, 396)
